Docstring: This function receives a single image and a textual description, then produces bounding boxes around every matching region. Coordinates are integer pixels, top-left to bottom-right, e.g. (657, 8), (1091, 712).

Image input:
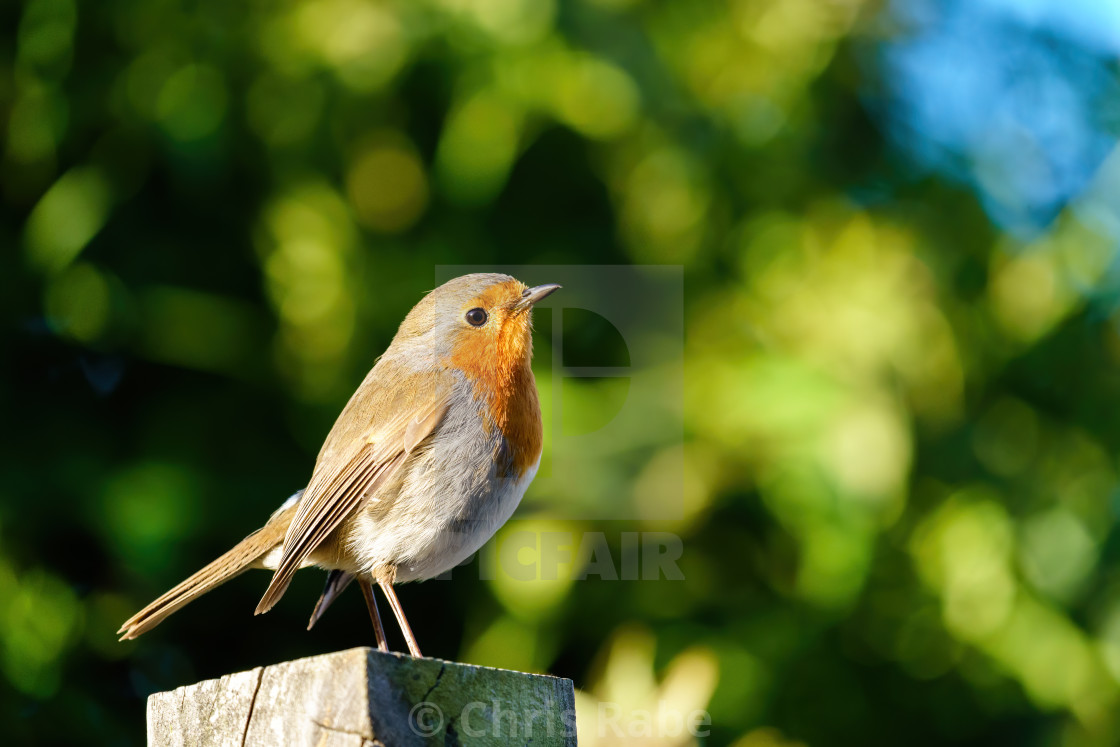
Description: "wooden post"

(146, 647), (577, 746)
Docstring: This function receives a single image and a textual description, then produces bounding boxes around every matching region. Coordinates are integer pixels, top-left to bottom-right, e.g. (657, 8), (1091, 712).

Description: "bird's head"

(390, 273), (560, 388)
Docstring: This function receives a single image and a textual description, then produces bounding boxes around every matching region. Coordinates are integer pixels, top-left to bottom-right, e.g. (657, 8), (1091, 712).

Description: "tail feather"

(307, 570), (354, 630)
(118, 503), (297, 640)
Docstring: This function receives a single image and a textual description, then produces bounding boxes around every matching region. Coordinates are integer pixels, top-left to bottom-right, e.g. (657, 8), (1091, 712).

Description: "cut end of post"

(145, 647), (577, 746)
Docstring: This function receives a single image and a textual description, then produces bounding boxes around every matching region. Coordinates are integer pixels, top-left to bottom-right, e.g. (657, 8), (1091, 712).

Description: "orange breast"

(493, 363), (543, 476)
(448, 311), (543, 477)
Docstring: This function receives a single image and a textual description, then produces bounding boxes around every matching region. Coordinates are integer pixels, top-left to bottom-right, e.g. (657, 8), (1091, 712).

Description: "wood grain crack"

(240, 668), (264, 747)
(420, 661), (447, 703)
(311, 718), (371, 739)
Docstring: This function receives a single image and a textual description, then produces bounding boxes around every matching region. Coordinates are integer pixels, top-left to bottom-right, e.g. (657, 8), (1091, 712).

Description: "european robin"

(118, 273), (560, 656)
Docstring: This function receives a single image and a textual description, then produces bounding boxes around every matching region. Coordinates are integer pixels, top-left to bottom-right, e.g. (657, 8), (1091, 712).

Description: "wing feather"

(254, 382), (450, 614)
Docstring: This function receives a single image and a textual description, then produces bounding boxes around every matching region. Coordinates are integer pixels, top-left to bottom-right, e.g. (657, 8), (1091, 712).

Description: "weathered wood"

(146, 647), (577, 746)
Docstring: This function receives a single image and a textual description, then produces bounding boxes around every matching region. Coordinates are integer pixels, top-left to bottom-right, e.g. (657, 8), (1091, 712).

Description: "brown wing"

(254, 372), (450, 614)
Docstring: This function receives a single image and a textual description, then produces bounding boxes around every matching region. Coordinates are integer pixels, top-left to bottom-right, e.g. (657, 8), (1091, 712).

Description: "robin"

(118, 273), (560, 657)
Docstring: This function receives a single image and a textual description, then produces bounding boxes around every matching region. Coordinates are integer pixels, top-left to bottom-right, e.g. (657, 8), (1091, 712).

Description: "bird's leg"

(377, 575), (422, 657)
(358, 578), (389, 653)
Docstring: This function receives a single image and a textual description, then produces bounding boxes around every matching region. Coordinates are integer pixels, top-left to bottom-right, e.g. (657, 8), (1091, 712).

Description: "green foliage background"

(4, 0), (1120, 744)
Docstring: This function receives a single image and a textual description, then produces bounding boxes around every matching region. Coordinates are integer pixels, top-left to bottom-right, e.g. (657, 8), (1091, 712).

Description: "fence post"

(146, 646), (577, 746)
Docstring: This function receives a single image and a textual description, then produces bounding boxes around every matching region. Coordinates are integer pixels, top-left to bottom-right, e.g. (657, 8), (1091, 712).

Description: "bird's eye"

(465, 308), (488, 327)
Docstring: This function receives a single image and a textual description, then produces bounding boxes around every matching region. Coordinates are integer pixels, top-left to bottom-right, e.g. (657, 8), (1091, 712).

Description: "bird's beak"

(516, 283), (561, 311)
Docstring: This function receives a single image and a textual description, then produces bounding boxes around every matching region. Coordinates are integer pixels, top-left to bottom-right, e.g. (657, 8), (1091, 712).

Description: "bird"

(118, 273), (560, 657)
